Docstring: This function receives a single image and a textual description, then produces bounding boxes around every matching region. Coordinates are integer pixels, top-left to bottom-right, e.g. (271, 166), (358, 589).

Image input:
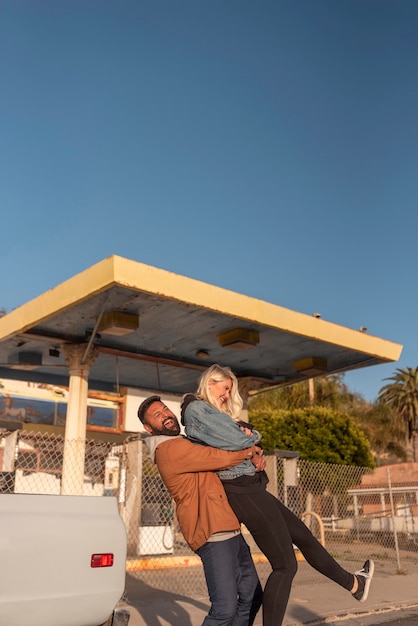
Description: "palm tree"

(378, 367), (418, 462)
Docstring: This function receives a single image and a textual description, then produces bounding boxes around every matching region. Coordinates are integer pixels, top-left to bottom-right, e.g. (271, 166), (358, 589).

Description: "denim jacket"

(183, 399), (261, 480)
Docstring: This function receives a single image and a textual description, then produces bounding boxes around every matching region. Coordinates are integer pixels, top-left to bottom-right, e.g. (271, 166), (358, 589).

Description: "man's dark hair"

(137, 395), (161, 423)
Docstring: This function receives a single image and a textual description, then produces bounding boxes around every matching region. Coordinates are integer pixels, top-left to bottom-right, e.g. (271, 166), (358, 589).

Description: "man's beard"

(159, 417), (180, 436)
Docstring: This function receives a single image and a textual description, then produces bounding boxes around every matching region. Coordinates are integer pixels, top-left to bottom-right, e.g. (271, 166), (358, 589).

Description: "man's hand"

(250, 446), (265, 472)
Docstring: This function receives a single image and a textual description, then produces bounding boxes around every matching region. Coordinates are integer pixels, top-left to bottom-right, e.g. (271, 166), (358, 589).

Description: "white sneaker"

(352, 559), (375, 602)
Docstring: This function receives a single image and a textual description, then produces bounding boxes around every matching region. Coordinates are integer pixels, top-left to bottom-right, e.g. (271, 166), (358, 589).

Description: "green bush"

(249, 405), (375, 468)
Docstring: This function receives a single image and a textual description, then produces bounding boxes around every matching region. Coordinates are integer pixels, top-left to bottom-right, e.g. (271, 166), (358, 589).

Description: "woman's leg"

(225, 489), (297, 626)
(196, 534), (262, 626)
(276, 500), (354, 590)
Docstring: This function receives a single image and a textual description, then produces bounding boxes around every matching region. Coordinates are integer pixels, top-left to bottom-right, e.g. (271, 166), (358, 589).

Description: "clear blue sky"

(2, 1), (417, 402)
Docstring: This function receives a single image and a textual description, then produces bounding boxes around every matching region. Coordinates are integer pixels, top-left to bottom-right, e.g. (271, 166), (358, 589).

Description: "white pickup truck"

(0, 494), (129, 626)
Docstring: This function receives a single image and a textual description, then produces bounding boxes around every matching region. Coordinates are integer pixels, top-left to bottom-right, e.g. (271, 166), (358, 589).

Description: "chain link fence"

(2, 429), (418, 600)
(123, 442), (418, 597)
(0, 429), (120, 495)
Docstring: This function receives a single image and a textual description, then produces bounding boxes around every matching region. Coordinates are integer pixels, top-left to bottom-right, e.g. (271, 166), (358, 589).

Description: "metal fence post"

(387, 467), (403, 573)
(125, 438), (143, 556)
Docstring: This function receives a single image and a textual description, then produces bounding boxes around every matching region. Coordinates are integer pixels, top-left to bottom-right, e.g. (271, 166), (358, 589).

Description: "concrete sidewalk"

(119, 568), (418, 626)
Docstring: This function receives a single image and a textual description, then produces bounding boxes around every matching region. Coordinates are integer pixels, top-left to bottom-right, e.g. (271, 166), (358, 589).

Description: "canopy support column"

(237, 377), (266, 423)
(61, 344), (98, 495)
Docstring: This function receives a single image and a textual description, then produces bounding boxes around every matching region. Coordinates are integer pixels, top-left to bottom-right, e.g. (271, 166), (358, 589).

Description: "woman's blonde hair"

(196, 363), (243, 420)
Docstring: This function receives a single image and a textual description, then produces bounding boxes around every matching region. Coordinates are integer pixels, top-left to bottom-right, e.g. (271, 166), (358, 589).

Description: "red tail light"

(91, 553), (114, 568)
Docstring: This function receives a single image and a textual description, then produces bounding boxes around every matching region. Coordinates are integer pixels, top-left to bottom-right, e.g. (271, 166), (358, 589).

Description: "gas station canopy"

(0, 255), (403, 396)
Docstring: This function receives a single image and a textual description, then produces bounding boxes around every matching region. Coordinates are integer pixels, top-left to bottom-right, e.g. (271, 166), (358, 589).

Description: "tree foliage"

(351, 402), (407, 464)
(250, 374), (364, 413)
(249, 404), (375, 468)
(248, 374), (407, 466)
(378, 366), (418, 461)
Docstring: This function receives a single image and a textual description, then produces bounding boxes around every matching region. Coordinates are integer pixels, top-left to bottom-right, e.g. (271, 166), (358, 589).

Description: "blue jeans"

(196, 533), (262, 626)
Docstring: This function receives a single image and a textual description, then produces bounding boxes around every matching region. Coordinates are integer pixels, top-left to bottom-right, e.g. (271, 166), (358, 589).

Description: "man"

(137, 395), (263, 626)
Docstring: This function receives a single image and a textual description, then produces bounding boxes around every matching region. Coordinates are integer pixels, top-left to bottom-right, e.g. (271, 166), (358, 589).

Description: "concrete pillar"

(61, 344), (98, 495)
(237, 376), (269, 422)
(237, 377), (257, 422)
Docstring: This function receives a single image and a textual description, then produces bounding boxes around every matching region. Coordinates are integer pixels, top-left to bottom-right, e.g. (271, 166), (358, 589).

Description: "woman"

(181, 364), (374, 626)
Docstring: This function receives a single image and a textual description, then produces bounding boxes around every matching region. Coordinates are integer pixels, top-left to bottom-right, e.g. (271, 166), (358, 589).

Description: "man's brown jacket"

(150, 436), (256, 551)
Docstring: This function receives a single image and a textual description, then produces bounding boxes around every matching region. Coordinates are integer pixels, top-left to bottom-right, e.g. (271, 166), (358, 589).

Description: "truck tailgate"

(0, 494), (127, 626)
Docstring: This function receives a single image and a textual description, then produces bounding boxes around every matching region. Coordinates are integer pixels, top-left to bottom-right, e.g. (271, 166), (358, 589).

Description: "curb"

(126, 550), (305, 571)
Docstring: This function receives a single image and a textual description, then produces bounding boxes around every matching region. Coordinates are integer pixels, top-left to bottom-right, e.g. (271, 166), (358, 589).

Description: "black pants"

(224, 486), (354, 626)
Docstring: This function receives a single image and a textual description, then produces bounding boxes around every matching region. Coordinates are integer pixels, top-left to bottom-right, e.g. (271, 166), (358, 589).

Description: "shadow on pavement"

(122, 572), (210, 626)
